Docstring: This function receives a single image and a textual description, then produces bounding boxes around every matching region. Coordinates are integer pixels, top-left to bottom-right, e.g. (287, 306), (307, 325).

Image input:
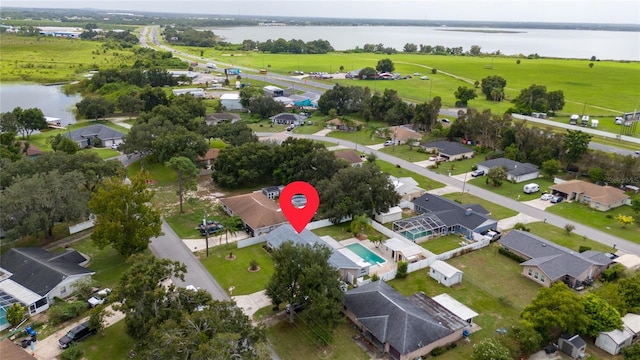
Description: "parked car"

(420, 76), (429, 80)
(615, 117), (624, 125)
(441, 118), (451, 123)
(429, 156), (438, 161)
(384, 140), (394, 146)
(88, 288), (111, 308)
(286, 125), (295, 131)
(198, 221), (223, 236)
(541, 193), (553, 201)
(550, 196), (564, 203)
(59, 321), (96, 349)
(471, 169), (485, 177)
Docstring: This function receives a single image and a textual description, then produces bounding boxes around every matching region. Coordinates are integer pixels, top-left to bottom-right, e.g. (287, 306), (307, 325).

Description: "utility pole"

(203, 212), (209, 257)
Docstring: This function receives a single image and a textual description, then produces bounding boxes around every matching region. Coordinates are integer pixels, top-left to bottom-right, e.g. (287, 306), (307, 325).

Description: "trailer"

(570, 114), (579, 125)
(581, 115), (590, 127)
(263, 85), (284, 97)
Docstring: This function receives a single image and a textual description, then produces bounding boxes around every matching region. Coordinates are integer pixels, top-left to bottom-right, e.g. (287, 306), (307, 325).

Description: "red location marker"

(279, 181), (319, 233)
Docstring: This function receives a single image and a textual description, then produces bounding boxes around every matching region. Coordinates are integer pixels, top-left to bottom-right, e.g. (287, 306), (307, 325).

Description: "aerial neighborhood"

(1, 5), (640, 360)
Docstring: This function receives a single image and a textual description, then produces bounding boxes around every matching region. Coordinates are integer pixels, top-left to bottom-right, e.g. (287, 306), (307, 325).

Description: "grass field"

(442, 192), (519, 219)
(0, 34), (138, 83)
(467, 176), (557, 201)
(374, 159), (445, 190)
(77, 321), (135, 360)
(524, 222), (614, 253)
(68, 239), (132, 289)
(311, 222), (382, 241)
(419, 234), (462, 254)
(430, 153), (489, 176)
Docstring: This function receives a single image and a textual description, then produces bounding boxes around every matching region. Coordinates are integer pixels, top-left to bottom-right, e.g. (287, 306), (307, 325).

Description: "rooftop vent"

(465, 208), (472, 216)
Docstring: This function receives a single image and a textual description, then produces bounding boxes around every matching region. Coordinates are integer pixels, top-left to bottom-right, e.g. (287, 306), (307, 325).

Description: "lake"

(0, 84), (81, 126)
(211, 26), (640, 61)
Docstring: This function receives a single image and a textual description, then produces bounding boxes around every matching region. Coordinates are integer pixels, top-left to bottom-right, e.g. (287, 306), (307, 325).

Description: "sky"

(2, 0), (640, 24)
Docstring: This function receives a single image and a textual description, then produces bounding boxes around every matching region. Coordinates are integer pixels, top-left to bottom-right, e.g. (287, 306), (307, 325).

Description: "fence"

(68, 215), (96, 235)
(237, 235), (266, 249)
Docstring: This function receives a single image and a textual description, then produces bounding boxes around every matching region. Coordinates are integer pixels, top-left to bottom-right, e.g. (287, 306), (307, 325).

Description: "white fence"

(68, 215), (96, 235)
(237, 235), (266, 249)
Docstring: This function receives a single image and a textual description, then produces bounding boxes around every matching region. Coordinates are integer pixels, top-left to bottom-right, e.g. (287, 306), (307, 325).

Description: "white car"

(88, 288), (111, 308)
(429, 156), (438, 161)
(615, 117), (624, 125)
(541, 193), (553, 201)
(384, 140), (394, 146)
(420, 76), (429, 80)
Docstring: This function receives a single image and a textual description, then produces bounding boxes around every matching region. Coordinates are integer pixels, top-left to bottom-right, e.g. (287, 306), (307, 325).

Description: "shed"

(432, 293), (479, 326)
(374, 206), (402, 224)
(219, 93), (243, 111)
(595, 326), (633, 355)
(558, 334), (586, 359)
(429, 260), (463, 287)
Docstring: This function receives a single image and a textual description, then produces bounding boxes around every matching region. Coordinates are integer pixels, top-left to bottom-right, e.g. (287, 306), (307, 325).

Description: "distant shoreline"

(436, 29), (526, 34)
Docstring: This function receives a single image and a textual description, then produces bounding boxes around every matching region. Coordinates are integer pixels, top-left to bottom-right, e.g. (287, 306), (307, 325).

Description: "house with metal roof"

(344, 281), (472, 360)
(393, 193), (497, 242)
(0, 248), (94, 330)
(65, 124), (124, 149)
(421, 141), (474, 161)
(550, 180), (629, 211)
(476, 158), (540, 183)
(219, 191), (287, 237)
(498, 230), (611, 288)
(265, 224), (370, 282)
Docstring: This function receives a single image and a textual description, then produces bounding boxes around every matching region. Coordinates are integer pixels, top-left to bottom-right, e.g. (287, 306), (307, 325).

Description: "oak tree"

(582, 293), (623, 337)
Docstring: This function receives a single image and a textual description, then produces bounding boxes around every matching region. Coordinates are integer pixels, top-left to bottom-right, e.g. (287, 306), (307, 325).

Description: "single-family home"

(0, 248), (94, 330)
(219, 93), (243, 111)
(197, 148), (219, 169)
(558, 334), (587, 359)
(65, 124), (125, 149)
(344, 281), (472, 360)
(265, 224), (370, 282)
(613, 253), (640, 271)
(270, 113), (306, 126)
(261, 185), (283, 200)
(204, 112), (240, 126)
(335, 149), (364, 167)
(389, 176), (426, 201)
(550, 180), (629, 211)
(325, 118), (363, 132)
(393, 193), (497, 242)
(19, 141), (43, 158)
(377, 237), (426, 263)
(595, 313), (640, 355)
(388, 126), (422, 145)
(219, 191), (287, 237)
(429, 260), (463, 287)
(421, 141), (474, 161)
(498, 230), (612, 288)
(476, 158), (540, 183)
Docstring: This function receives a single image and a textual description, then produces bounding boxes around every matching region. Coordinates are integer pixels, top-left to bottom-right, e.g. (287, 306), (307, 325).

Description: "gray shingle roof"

(265, 224), (362, 270)
(1, 248), (93, 296)
(411, 193), (496, 231)
(477, 158), (539, 176)
(269, 113), (305, 122)
(66, 124), (124, 142)
(422, 141), (473, 156)
(345, 281), (466, 355)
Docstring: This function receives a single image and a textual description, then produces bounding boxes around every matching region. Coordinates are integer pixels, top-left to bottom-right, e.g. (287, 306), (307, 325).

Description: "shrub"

(48, 300), (88, 325)
(250, 259), (259, 271)
(498, 247), (526, 263)
(600, 264), (625, 282)
(578, 246), (591, 253)
(396, 261), (408, 279)
(60, 344), (84, 360)
(371, 273), (379, 282)
(430, 346), (447, 356)
(564, 223), (576, 234)
(5, 303), (26, 327)
(513, 222), (530, 232)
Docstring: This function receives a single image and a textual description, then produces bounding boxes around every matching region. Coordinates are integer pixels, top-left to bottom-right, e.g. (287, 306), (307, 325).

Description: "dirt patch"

(248, 266), (260, 272)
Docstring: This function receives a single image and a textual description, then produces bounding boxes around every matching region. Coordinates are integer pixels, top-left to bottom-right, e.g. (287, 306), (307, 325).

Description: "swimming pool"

(346, 243), (386, 265)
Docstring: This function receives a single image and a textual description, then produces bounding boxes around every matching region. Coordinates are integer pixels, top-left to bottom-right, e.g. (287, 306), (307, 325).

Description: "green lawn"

(163, 194), (227, 239)
(431, 153), (489, 176)
(443, 192), (519, 220)
(524, 222), (614, 253)
(377, 144), (433, 162)
(266, 318), (369, 360)
(467, 176), (557, 201)
(374, 159), (445, 190)
(247, 120), (288, 133)
(77, 321), (135, 360)
(67, 238), (131, 289)
(419, 235), (463, 254)
(126, 159), (176, 186)
(544, 201), (640, 244)
(326, 129), (382, 146)
(84, 148), (120, 159)
(388, 243), (542, 359)
(200, 244), (274, 296)
(311, 222), (382, 241)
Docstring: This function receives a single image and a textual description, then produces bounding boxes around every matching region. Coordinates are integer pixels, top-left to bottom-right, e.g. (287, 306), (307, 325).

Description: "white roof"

(600, 327), (634, 344)
(384, 237), (423, 259)
(0, 279), (43, 305)
(430, 260), (463, 278)
(623, 313), (640, 334)
(220, 93), (240, 100)
(432, 293), (479, 321)
(378, 206), (402, 216)
(614, 254), (640, 270)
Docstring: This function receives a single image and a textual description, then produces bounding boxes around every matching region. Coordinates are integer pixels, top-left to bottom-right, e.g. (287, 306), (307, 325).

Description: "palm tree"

(218, 215), (244, 245)
(366, 124), (382, 140)
(350, 214), (373, 240)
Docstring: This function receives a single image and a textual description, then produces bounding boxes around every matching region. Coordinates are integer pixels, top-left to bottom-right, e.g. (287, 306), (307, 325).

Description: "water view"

(212, 26), (640, 61)
(0, 84), (81, 126)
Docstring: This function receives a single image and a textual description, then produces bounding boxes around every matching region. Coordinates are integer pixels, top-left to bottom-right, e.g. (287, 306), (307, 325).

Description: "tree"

(89, 173), (162, 258)
(564, 130), (592, 164)
(454, 86), (477, 107)
(139, 85), (169, 112)
(588, 167), (608, 183)
(166, 157), (200, 213)
(49, 134), (80, 154)
(469, 45), (482, 56)
(521, 282), (588, 339)
(541, 159), (562, 179)
(238, 86), (263, 108)
(152, 126), (209, 164)
(0, 110), (19, 133)
(10, 107), (47, 140)
(486, 166), (508, 187)
(631, 195), (640, 217)
(266, 241), (344, 330)
(582, 293), (623, 337)
(481, 76), (507, 101)
(616, 214), (635, 229)
(472, 337), (511, 360)
(75, 96), (115, 120)
(621, 342), (640, 359)
(376, 58), (395, 73)
(358, 67), (377, 80)
(218, 215), (244, 245)
(247, 95), (285, 119)
(117, 94), (144, 115)
(506, 323), (544, 358)
(316, 163), (400, 223)
(5, 303), (26, 327)
(546, 90), (565, 114)
(564, 223), (575, 234)
(403, 43), (417, 52)
(396, 261), (408, 279)
(350, 214), (373, 239)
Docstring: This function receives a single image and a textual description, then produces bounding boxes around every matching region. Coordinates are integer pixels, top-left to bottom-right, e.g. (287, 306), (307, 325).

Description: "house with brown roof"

(197, 148), (220, 168)
(550, 180), (629, 211)
(335, 149), (364, 167)
(219, 192), (287, 237)
(389, 126), (422, 145)
(19, 141), (43, 158)
(326, 118), (363, 132)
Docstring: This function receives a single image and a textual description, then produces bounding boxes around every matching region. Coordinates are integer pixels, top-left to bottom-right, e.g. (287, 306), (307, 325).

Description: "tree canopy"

(512, 84), (565, 115)
(582, 293), (623, 337)
(89, 173), (162, 257)
(166, 156), (200, 213)
(564, 129), (592, 164)
(480, 75), (507, 101)
(376, 58), (395, 73)
(1, 107), (47, 139)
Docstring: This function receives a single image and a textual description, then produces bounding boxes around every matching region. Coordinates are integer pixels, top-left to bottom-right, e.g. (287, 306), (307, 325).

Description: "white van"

(523, 183), (540, 194)
(206, 63), (217, 69)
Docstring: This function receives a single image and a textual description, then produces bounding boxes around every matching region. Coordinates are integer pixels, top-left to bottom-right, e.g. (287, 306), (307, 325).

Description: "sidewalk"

(182, 231), (251, 252)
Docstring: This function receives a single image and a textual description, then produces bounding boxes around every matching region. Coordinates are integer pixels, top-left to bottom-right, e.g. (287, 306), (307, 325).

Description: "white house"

(476, 158), (539, 183)
(429, 260), (463, 287)
(374, 206), (403, 224)
(219, 93), (243, 111)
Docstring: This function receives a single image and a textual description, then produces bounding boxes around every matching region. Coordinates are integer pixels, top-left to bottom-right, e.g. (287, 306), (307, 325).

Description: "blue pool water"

(346, 243), (386, 265)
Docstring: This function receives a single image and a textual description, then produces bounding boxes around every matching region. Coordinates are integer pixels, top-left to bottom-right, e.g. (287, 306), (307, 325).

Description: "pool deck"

(339, 238), (398, 276)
